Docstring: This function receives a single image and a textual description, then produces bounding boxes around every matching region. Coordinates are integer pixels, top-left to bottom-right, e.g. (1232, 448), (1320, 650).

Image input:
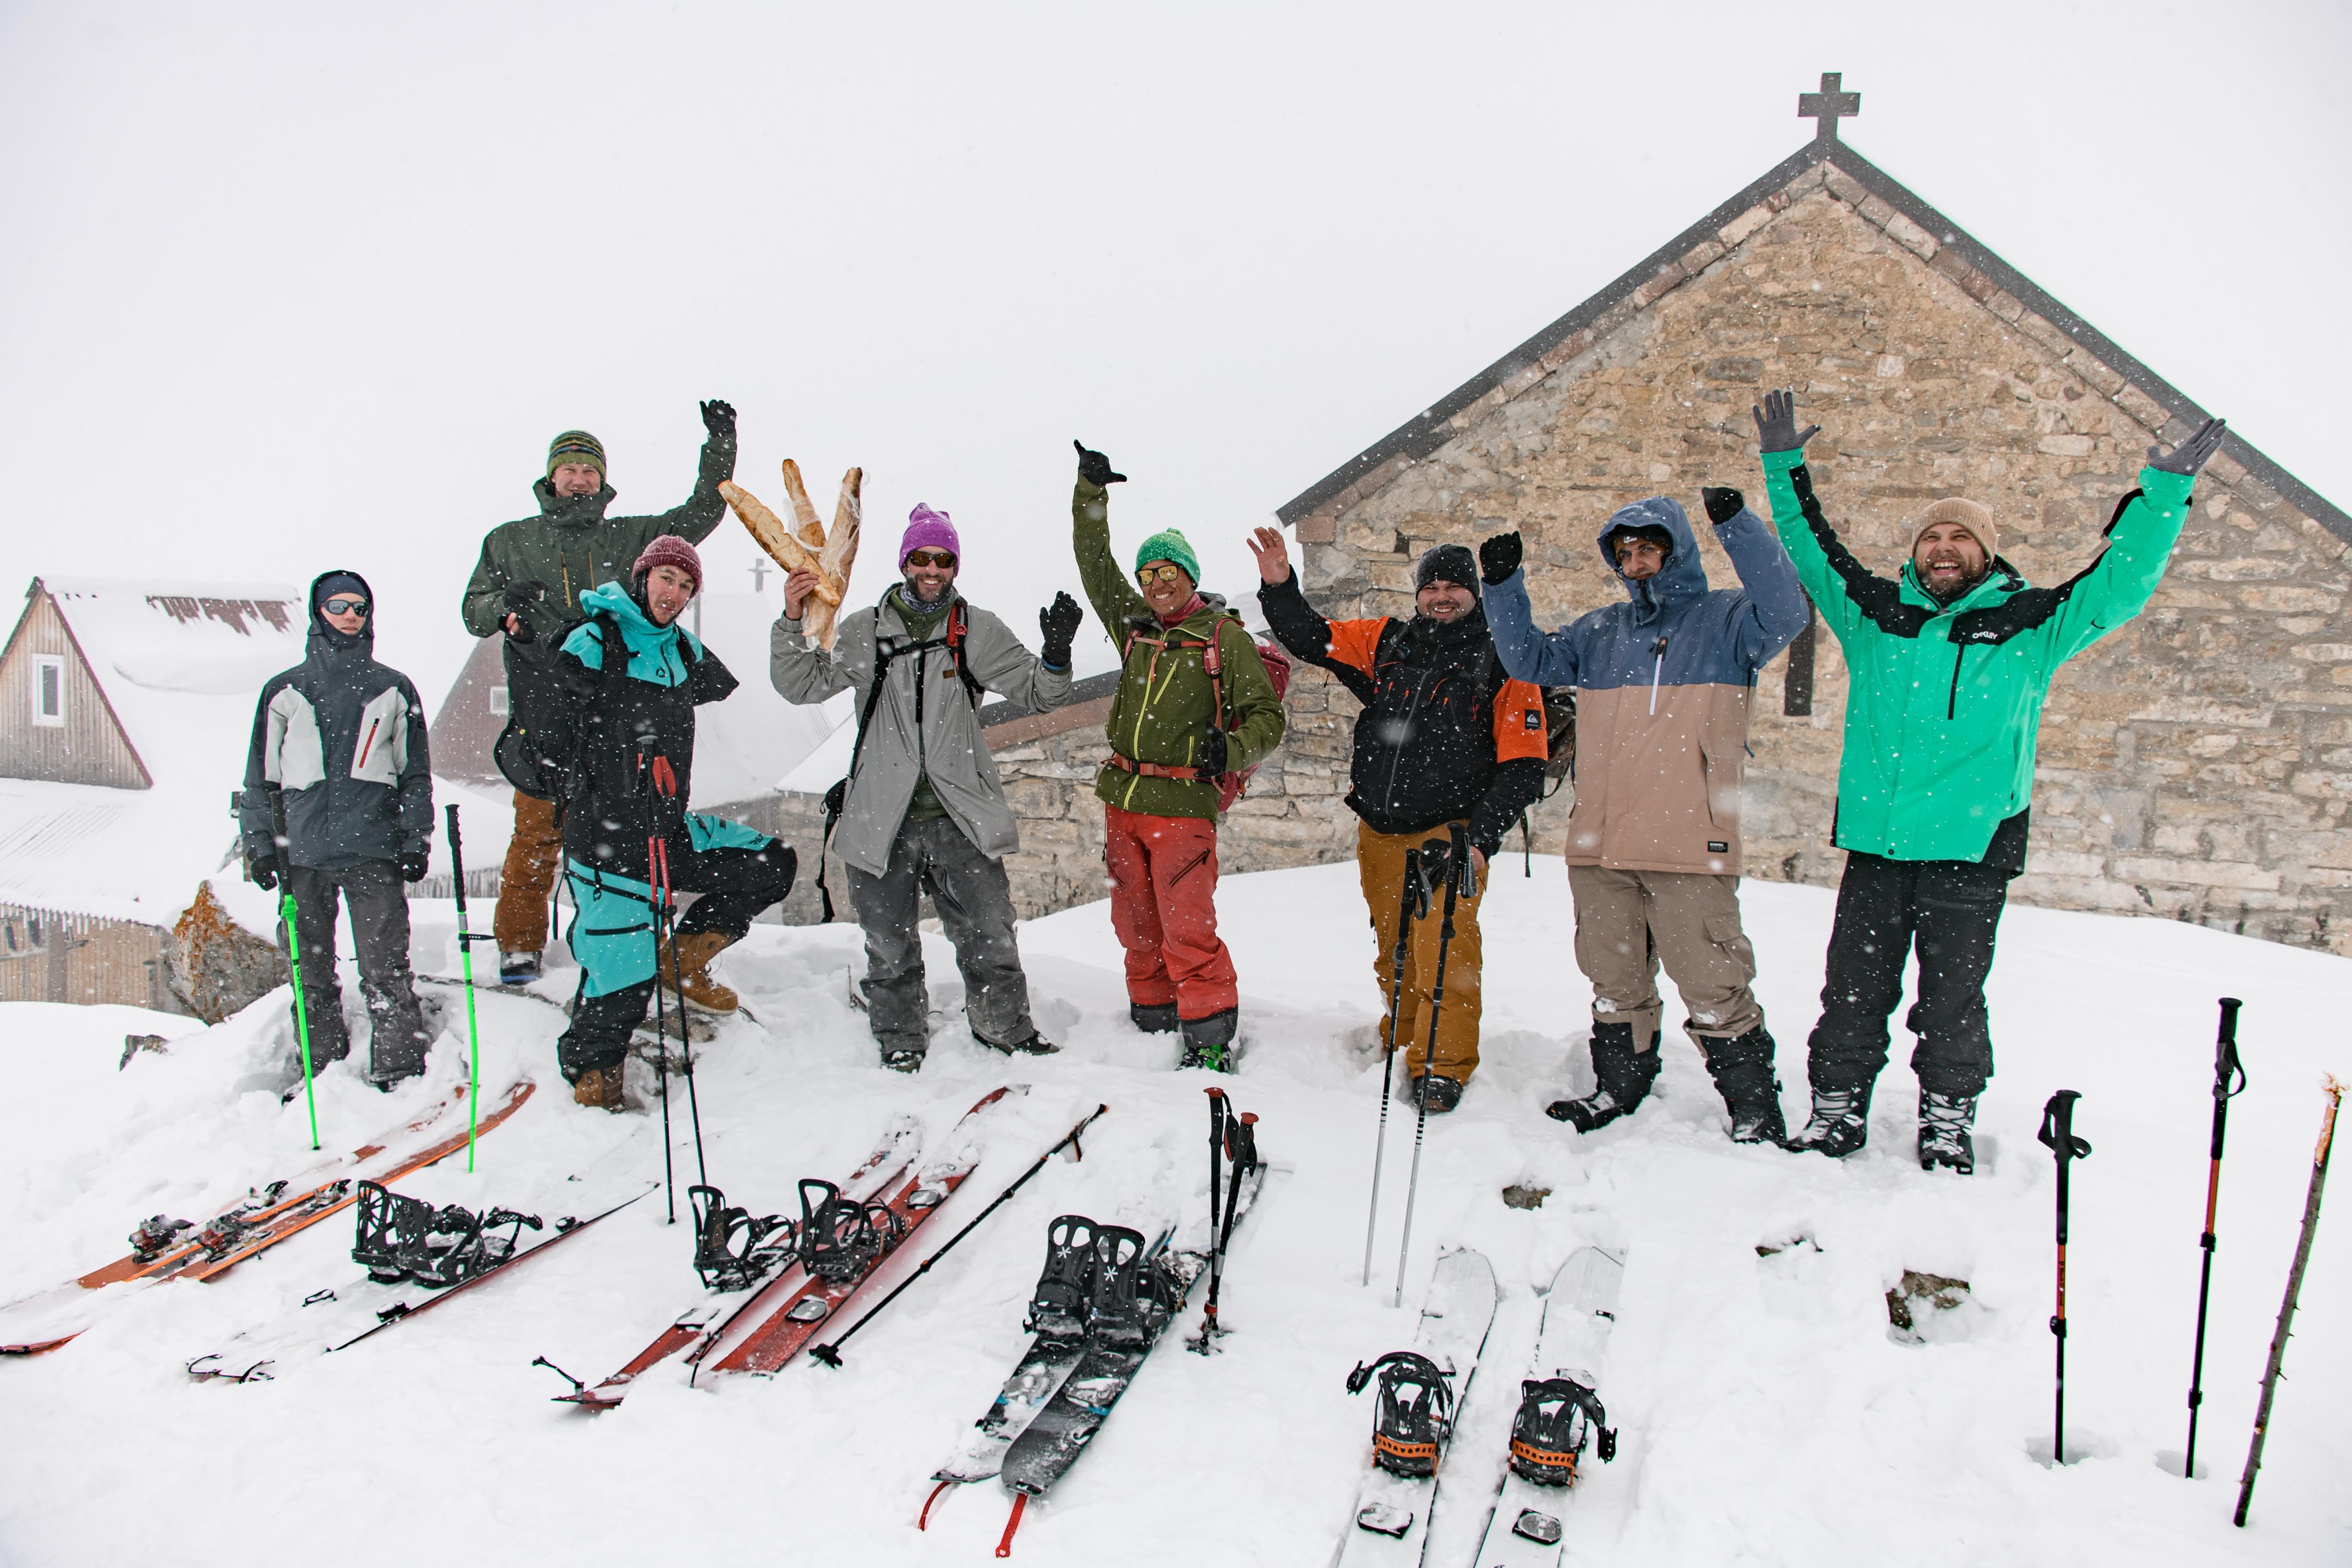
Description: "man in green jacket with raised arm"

(1753, 389), (2226, 1173)
(1071, 440), (1286, 1070)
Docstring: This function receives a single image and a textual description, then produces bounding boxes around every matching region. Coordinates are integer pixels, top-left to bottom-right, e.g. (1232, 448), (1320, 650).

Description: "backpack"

(494, 610), (641, 802)
(1120, 613), (1293, 814)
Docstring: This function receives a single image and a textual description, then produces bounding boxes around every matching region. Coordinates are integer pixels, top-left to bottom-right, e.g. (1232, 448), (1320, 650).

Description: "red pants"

(1103, 805), (1237, 1021)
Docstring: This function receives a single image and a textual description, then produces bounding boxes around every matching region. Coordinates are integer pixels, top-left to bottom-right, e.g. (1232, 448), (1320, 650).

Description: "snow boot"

(498, 949), (541, 985)
(1697, 1026), (1787, 1145)
(1130, 1001), (1179, 1034)
(571, 1064), (626, 1113)
(660, 931), (740, 1014)
(1022, 1215), (1100, 1348)
(1786, 1082), (1873, 1158)
(1918, 1090), (1977, 1174)
(1178, 1008), (1239, 1071)
(974, 1026), (1060, 1057)
(1411, 1074), (1464, 1114)
(879, 1043), (925, 1074)
(1546, 1023), (1661, 1132)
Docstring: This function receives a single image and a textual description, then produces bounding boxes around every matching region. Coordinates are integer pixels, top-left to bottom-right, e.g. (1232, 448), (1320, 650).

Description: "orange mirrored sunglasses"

(1135, 563), (1191, 587)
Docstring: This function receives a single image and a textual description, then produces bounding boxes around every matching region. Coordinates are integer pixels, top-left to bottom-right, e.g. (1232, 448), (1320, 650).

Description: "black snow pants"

(1804, 850), (2010, 1101)
(557, 841), (797, 1082)
(285, 860), (430, 1084)
(846, 815), (1037, 1061)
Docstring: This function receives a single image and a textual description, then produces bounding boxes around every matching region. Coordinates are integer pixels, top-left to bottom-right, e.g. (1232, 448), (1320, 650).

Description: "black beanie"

(1415, 544), (1480, 595)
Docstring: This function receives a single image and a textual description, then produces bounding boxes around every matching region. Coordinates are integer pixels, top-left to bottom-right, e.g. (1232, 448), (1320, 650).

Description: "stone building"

(1271, 77), (2352, 955)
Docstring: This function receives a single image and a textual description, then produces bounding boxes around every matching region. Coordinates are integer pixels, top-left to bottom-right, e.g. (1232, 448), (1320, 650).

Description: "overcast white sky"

(2, 1), (2345, 698)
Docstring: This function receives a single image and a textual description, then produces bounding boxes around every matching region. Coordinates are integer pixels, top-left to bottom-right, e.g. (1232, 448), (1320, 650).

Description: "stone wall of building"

(1281, 159), (2352, 954)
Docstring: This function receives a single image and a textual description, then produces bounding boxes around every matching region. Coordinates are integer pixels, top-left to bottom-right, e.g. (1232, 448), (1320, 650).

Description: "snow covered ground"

(1, 865), (2345, 1566)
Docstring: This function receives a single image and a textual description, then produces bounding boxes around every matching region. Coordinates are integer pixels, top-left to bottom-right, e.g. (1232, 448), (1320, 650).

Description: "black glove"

(399, 850), (429, 884)
(701, 399), (738, 439)
(1039, 591), (1082, 669)
(248, 854), (280, 892)
(1700, 486), (1745, 525)
(1416, 837), (1453, 894)
(502, 581), (545, 643)
(1752, 389), (1820, 455)
(1478, 531), (1523, 586)
(2148, 416), (2227, 477)
(1196, 720), (1228, 783)
(1074, 440), (1127, 486)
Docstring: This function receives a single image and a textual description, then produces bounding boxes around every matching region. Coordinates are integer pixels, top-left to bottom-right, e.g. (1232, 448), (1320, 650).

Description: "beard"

(903, 573), (950, 604)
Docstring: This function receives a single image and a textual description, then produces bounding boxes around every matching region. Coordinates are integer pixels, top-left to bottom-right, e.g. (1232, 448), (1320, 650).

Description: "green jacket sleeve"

(647, 432), (739, 546)
(1072, 478), (1151, 636)
(1216, 618), (1286, 770)
(461, 533), (508, 638)
(1759, 447), (1868, 647)
(2040, 466), (2193, 666)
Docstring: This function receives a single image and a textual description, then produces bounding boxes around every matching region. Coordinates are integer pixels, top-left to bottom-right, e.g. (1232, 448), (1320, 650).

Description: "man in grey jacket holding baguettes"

(771, 503), (1084, 1070)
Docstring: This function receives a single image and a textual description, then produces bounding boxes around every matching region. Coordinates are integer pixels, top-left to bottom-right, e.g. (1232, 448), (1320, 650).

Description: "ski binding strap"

(796, 1178), (903, 1285)
(1346, 1350), (1455, 1477)
(689, 1184), (796, 1291)
(1023, 1215), (1099, 1348)
(1508, 1376), (1612, 1485)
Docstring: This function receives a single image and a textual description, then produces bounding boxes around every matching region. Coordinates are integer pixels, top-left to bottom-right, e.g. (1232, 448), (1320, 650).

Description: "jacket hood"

(1599, 496), (1709, 624)
(534, 475), (617, 529)
(578, 579), (705, 663)
(306, 569), (376, 658)
(1899, 554), (2025, 614)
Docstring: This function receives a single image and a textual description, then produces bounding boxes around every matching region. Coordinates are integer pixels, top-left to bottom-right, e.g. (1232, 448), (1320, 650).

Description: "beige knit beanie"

(1909, 497), (1997, 561)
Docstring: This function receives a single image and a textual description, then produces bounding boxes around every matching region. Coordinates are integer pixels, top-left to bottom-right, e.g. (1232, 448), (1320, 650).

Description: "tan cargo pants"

(1359, 823), (1484, 1083)
(1566, 863), (1764, 1051)
(493, 790), (564, 954)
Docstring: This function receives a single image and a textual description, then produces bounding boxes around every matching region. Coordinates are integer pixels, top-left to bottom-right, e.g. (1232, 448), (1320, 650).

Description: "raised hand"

(1700, 486), (1746, 524)
(2148, 416), (2227, 477)
(1248, 525), (1293, 584)
(701, 399), (738, 438)
(1039, 591), (1083, 669)
(1073, 440), (1127, 486)
(782, 567), (823, 620)
(1478, 530), (1523, 586)
(1752, 389), (1820, 455)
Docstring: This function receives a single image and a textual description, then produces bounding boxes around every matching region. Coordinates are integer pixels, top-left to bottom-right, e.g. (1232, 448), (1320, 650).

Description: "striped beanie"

(546, 429), (606, 479)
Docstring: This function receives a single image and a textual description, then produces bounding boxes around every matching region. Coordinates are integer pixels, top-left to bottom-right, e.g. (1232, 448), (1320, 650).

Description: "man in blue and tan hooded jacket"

(1479, 486), (1809, 1143)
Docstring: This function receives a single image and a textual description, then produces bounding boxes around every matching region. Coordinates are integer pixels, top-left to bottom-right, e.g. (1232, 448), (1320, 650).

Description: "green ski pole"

(446, 803), (486, 1172)
(269, 786), (321, 1151)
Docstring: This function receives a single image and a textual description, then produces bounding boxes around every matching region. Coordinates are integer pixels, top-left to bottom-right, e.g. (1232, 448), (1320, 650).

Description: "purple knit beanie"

(899, 504), (961, 568)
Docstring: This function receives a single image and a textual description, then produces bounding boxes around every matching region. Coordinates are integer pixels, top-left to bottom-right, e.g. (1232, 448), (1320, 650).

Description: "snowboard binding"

(1507, 1376), (1616, 1485)
(795, 1178), (904, 1286)
(352, 1180), (438, 1282)
(689, 1184), (796, 1292)
(351, 1180), (543, 1287)
(1346, 1350), (1455, 1478)
(1022, 1215), (1100, 1348)
(1085, 1225), (1178, 1349)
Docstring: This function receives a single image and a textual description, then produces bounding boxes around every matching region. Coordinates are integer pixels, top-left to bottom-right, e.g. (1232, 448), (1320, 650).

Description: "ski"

(0, 1077), (535, 1356)
(698, 1086), (1016, 1379)
(1334, 1248), (1500, 1568)
(1468, 1245), (1625, 1568)
(547, 1114), (923, 1410)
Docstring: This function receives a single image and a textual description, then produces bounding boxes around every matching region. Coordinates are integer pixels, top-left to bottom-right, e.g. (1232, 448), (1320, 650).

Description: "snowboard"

(1468, 1245), (1625, 1568)
(1334, 1248), (1500, 1568)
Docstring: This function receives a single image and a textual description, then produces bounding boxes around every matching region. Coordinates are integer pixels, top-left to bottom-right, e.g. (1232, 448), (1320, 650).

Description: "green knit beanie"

(1134, 529), (1200, 584)
(546, 429), (607, 480)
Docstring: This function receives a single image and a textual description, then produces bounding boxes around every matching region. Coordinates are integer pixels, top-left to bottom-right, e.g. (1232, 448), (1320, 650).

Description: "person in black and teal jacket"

(1752, 389), (2226, 1173)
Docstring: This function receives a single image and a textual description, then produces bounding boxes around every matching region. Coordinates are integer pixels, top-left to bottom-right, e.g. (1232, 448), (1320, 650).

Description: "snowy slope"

(0, 866), (2345, 1566)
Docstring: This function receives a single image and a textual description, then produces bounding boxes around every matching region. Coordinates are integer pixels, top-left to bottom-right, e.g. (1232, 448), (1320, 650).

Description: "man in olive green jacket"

(1071, 441), (1285, 1069)
(459, 402), (738, 983)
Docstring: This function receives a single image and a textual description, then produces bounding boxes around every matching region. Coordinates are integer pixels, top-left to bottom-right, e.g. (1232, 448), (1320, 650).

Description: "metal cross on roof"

(1799, 72), (1860, 142)
(748, 557), (770, 592)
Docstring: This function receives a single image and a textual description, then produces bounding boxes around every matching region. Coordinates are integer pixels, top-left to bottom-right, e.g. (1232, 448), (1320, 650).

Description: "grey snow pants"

(285, 860), (430, 1084)
(846, 815), (1037, 1059)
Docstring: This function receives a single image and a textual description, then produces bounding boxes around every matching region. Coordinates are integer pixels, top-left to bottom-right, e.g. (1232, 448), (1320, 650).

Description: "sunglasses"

(903, 549), (958, 569)
(1135, 563), (1191, 587)
(322, 597), (369, 616)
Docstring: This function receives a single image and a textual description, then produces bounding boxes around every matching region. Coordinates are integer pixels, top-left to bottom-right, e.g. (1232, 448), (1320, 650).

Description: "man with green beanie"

(460, 400), (739, 986)
(1070, 440), (1286, 1069)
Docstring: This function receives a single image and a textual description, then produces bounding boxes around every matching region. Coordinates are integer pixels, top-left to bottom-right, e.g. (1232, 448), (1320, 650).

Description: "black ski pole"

(647, 821), (675, 1223)
(652, 830), (709, 1190)
(1394, 827), (1472, 1308)
(810, 1103), (1109, 1367)
(267, 785), (322, 1150)
(1207, 1084), (1228, 1286)
(2235, 1075), (2342, 1527)
(2038, 1089), (2092, 1464)
(2184, 997), (2246, 1480)
(445, 804), (490, 1172)
(1192, 1106), (1259, 1352)
(1362, 846), (1425, 1288)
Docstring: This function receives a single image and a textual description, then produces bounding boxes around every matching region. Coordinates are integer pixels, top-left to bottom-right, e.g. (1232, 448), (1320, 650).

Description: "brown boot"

(660, 930), (740, 1014)
(571, 1065), (625, 1112)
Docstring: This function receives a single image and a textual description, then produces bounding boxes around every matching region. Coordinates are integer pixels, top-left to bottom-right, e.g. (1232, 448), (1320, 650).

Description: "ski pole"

(1207, 1085), (1227, 1285)
(1194, 1106), (1259, 1351)
(810, 1104), (1109, 1367)
(2183, 997), (2246, 1480)
(647, 824), (675, 1223)
(1362, 846), (1424, 1288)
(269, 786), (321, 1151)
(445, 804), (488, 1173)
(2037, 1089), (2092, 1464)
(651, 828), (709, 1190)
(1394, 828), (1470, 1307)
(2235, 1075), (2342, 1528)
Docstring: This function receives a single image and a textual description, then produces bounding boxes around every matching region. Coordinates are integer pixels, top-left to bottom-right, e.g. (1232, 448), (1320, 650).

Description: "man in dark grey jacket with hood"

(771, 505), (1081, 1070)
(240, 571), (435, 1087)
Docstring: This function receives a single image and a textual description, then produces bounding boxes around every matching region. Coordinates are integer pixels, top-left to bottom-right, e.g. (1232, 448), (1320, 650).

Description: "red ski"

(1, 1077), (535, 1356)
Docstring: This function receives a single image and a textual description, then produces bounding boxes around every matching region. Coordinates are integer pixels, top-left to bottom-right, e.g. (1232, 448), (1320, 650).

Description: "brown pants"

(493, 790), (563, 954)
(1567, 863), (1763, 1050)
(1359, 823), (1484, 1083)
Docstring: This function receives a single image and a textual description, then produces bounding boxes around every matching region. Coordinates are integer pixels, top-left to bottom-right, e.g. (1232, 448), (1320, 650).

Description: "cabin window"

(32, 655), (65, 727)
(489, 685), (509, 717)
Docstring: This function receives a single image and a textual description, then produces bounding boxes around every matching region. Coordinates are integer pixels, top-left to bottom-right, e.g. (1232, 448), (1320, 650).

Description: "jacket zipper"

(1379, 671), (1432, 813)
(914, 644), (930, 780)
(1649, 636), (1669, 715)
(1947, 644), (1964, 719)
(355, 716), (382, 771)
